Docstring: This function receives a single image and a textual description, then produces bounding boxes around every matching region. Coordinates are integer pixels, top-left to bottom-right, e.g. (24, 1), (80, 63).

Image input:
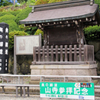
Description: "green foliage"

(34, 0), (99, 5)
(10, 10), (21, 16)
(0, 0), (3, 6)
(3, 20), (19, 32)
(34, 29), (44, 37)
(17, 0), (28, 3)
(27, 0), (36, 5)
(35, 0), (68, 5)
(27, 0), (36, 3)
(84, 25), (100, 41)
(25, 27), (37, 35)
(19, 24), (27, 31)
(9, 30), (29, 50)
(19, 24), (37, 35)
(0, 12), (12, 17)
(15, 3), (20, 7)
(30, 0), (36, 3)
(35, 0), (49, 5)
(49, 0), (68, 3)
(0, 0), (12, 6)
(15, 7), (31, 24)
(0, 14), (16, 21)
(94, 0), (100, 8)
(0, 13), (20, 32)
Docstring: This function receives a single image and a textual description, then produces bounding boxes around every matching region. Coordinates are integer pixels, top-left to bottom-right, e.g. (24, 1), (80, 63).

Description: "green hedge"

(35, 0), (68, 5)
(35, 0), (49, 5)
(9, 31), (29, 50)
(0, 14), (16, 21)
(10, 10), (21, 16)
(84, 25), (100, 41)
(15, 7), (32, 24)
(48, 0), (68, 3)
(1, 20), (19, 32)
(0, 12), (12, 17)
(0, 14), (19, 32)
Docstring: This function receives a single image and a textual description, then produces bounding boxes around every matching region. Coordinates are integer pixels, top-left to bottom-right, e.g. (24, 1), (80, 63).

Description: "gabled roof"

(20, 0), (100, 25)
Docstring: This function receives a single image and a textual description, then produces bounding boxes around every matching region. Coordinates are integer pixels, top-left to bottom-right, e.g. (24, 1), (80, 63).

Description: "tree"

(0, 0), (3, 6)
(14, 0), (15, 5)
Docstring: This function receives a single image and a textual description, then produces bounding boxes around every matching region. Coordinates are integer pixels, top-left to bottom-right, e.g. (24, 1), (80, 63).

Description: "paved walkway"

(0, 94), (40, 100)
(0, 94), (100, 100)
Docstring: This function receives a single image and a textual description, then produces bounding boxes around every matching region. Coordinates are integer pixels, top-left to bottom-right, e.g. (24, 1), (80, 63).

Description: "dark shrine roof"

(20, 0), (100, 25)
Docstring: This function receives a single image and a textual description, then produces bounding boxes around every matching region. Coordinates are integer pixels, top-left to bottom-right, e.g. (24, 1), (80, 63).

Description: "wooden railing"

(32, 45), (95, 65)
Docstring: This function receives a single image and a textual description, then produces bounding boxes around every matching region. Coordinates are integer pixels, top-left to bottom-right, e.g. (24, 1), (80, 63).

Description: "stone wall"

(88, 41), (100, 75)
(8, 51), (32, 74)
(30, 64), (97, 82)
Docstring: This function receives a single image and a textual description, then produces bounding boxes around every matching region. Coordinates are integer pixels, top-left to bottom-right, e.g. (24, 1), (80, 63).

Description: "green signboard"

(40, 82), (95, 99)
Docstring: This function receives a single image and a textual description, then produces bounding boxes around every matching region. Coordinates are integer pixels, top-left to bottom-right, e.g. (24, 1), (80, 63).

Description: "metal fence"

(0, 74), (100, 98)
(0, 74), (100, 86)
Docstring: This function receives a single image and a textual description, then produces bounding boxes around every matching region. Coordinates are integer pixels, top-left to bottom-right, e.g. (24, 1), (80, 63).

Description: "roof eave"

(19, 12), (98, 25)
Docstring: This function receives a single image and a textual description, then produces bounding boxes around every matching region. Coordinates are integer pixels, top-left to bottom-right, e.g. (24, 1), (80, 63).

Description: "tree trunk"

(14, 0), (15, 5)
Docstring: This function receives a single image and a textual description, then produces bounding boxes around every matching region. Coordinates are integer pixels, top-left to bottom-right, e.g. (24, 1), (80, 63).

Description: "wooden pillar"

(23, 86), (26, 98)
(27, 87), (29, 97)
(14, 35), (17, 74)
(43, 30), (47, 47)
(2, 86), (5, 93)
(16, 86), (18, 97)
(43, 27), (49, 47)
(76, 22), (84, 45)
(81, 23), (86, 44)
(20, 87), (22, 96)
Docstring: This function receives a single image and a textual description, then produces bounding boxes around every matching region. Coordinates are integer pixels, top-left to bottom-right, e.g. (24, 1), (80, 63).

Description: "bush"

(19, 24), (28, 31)
(0, 0), (12, 6)
(27, 0), (36, 5)
(18, 0), (28, 3)
(19, 24), (37, 35)
(15, 7), (32, 24)
(0, 12), (12, 17)
(10, 10), (21, 16)
(0, 20), (19, 32)
(0, 14), (20, 32)
(48, 0), (68, 3)
(26, 27), (37, 35)
(84, 25), (100, 41)
(34, 29), (44, 38)
(94, 0), (100, 8)
(35, 0), (68, 5)
(35, 0), (49, 5)
(0, 14), (16, 21)
(9, 31), (29, 50)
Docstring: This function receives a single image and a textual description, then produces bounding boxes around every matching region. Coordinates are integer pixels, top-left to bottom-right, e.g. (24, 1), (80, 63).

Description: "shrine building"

(20, 0), (100, 79)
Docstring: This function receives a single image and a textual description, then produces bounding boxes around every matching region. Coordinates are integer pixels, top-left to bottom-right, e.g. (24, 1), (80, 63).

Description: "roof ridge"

(31, 0), (91, 12)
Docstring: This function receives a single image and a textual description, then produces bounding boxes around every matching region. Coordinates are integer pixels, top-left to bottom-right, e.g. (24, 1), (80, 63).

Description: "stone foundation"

(30, 64), (97, 82)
